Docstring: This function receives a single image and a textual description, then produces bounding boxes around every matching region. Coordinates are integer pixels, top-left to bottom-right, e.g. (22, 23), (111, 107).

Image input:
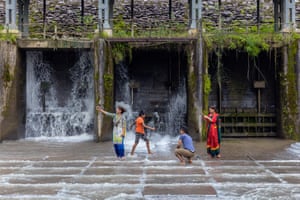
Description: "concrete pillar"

(94, 39), (114, 141)
(5, 0), (17, 30)
(189, 0), (202, 30)
(197, 37), (203, 141)
(18, 0), (29, 37)
(282, 0), (296, 30)
(297, 41), (300, 136)
(98, 0), (114, 35)
(275, 0), (296, 31)
(273, 0), (280, 31)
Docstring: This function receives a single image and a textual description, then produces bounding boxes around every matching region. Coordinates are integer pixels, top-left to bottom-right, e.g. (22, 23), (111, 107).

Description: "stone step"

(0, 141), (300, 199)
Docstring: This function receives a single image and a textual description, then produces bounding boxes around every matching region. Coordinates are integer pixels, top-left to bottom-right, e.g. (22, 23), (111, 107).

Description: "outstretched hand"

(96, 106), (104, 113)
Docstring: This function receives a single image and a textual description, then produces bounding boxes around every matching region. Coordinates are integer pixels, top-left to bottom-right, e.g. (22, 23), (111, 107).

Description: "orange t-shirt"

(135, 117), (144, 134)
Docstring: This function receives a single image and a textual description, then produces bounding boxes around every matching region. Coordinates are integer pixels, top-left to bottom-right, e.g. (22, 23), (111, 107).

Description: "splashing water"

(115, 62), (187, 137)
(25, 51), (94, 138)
(287, 143), (300, 157)
(166, 82), (187, 136)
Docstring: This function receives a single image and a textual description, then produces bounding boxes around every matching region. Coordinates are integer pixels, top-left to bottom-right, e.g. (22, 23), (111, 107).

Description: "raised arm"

(96, 106), (115, 117)
(203, 114), (218, 123)
(143, 122), (155, 131)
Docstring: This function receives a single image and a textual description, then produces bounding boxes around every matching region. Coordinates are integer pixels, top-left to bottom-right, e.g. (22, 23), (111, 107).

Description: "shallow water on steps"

(0, 136), (299, 199)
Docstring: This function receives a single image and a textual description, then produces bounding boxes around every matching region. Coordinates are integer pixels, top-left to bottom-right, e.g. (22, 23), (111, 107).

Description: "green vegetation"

(202, 21), (300, 140)
(111, 43), (128, 64)
(202, 21), (300, 57)
(103, 41), (114, 110)
(0, 25), (17, 43)
(2, 63), (12, 87)
(113, 15), (189, 38)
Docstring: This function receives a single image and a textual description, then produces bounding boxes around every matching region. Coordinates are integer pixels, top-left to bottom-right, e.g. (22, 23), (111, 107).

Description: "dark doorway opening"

(115, 46), (188, 135)
(208, 50), (278, 137)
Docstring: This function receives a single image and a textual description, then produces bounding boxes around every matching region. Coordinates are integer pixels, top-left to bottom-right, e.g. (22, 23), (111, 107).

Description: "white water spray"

(115, 62), (187, 137)
(166, 82), (187, 136)
(25, 51), (94, 138)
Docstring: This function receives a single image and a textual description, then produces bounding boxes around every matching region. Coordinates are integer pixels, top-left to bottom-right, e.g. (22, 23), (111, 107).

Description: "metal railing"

(0, 18), (299, 40)
(22, 19), (192, 39)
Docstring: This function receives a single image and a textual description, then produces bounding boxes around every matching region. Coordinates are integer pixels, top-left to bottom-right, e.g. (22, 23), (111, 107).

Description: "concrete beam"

(17, 39), (93, 49)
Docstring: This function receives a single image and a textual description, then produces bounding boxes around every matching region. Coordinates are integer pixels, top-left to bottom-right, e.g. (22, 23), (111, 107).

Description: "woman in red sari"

(203, 106), (221, 158)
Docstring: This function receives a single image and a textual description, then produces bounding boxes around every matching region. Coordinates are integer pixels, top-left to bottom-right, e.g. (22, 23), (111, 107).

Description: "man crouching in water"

(175, 126), (195, 165)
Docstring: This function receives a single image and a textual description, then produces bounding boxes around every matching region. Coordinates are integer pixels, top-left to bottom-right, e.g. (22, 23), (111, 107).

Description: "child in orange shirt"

(130, 110), (155, 155)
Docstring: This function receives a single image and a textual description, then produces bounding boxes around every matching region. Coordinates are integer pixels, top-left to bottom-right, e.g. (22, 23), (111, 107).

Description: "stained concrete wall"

(0, 0), (280, 33)
(297, 40), (300, 137)
(0, 41), (25, 141)
(94, 39), (114, 142)
(1, 0), (300, 30)
(0, 1), (4, 25)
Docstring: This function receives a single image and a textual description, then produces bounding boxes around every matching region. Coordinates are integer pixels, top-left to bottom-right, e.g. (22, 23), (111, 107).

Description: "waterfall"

(115, 61), (187, 136)
(25, 51), (94, 138)
(166, 81), (187, 135)
(115, 62), (131, 105)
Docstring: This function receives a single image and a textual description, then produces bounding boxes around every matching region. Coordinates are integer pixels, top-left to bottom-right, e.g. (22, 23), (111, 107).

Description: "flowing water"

(25, 51), (94, 138)
(287, 142), (300, 157)
(115, 61), (187, 136)
(25, 48), (186, 140)
(5, 50), (300, 199)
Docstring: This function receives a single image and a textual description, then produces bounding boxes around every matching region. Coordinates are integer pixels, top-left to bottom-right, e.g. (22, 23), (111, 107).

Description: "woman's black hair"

(117, 106), (126, 114)
(209, 105), (217, 111)
(139, 110), (145, 116)
(180, 126), (188, 133)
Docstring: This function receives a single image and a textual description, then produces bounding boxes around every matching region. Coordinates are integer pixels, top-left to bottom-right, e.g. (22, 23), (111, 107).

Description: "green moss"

(94, 71), (99, 83)
(280, 41), (299, 140)
(102, 41), (115, 110)
(202, 46), (210, 140)
(103, 73), (113, 108)
(111, 43), (127, 64)
(188, 69), (197, 94)
(203, 74), (211, 98)
(202, 44), (210, 99)
(186, 46), (201, 141)
(2, 63), (12, 87)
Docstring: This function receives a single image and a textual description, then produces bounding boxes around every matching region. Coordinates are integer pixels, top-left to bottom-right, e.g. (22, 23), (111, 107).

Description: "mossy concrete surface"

(0, 42), (25, 141)
(279, 42), (299, 140)
(17, 39), (93, 49)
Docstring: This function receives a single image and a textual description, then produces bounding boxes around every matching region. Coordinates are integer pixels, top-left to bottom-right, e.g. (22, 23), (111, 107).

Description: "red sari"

(206, 113), (221, 157)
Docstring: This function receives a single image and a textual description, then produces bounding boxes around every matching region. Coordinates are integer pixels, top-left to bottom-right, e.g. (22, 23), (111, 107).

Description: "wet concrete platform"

(0, 137), (299, 199)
